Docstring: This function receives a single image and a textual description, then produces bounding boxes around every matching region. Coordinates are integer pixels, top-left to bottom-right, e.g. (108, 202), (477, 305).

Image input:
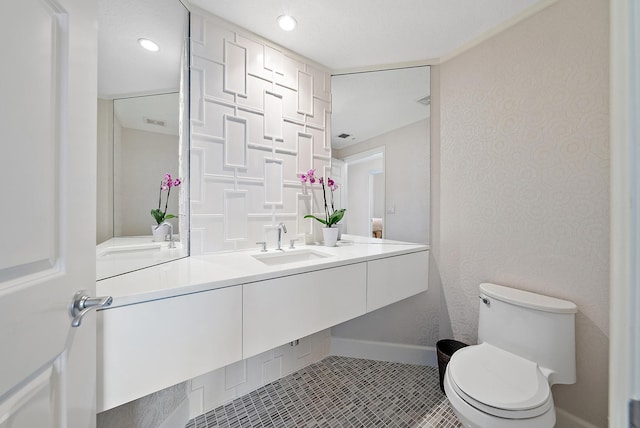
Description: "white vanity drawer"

(97, 285), (242, 412)
(243, 263), (367, 359)
(366, 251), (429, 312)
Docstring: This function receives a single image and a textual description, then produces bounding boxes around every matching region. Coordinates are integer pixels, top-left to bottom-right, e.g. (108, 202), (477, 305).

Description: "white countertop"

(96, 235), (429, 308)
(96, 236), (186, 281)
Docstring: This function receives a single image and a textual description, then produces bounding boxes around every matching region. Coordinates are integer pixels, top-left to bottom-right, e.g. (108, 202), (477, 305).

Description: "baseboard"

(158, 396), (190, 428)
(330, 337), (437, 366)
(555, 407), (599, 428)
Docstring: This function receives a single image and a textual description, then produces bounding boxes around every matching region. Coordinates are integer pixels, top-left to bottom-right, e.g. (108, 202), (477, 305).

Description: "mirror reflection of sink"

(98, 243), (162, 258)
(252, 249), (332, 266)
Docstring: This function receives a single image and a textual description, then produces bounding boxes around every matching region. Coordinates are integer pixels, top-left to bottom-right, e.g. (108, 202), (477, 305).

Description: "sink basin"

(252, 249), (332, 266)
(97, 243), (162, 258)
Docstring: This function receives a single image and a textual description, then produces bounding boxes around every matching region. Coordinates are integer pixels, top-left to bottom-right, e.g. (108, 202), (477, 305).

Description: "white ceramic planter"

(151, 223), (169, 242)
(322, 227), (339, 247)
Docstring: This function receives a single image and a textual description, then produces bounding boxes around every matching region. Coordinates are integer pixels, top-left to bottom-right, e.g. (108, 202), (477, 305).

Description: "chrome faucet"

(161, 221), (176, 249)
(276, 222), (287, 250)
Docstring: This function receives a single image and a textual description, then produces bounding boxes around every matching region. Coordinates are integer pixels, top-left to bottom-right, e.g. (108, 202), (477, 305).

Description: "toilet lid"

(448, 343), (552, 418)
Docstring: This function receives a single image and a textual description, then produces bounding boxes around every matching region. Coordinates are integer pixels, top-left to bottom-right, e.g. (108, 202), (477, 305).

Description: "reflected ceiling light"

(138, 38), (159, 52)
(277, 15), (297, 31)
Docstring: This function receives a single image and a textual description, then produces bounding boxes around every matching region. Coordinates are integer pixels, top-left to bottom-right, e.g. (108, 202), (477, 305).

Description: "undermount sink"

(252, 249), (332, 266)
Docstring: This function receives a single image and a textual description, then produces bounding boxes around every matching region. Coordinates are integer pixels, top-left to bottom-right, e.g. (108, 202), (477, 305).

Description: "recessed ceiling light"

(277, 15), (297, 31)
(138, 38), (159, 52)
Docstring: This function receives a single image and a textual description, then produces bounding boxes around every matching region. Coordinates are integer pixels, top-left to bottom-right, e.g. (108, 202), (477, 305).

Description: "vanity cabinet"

(243, 263), (367, 359)
(96, 246), (429, 411)
(97, 286), (242, 412)
(366, 251), (429, 312)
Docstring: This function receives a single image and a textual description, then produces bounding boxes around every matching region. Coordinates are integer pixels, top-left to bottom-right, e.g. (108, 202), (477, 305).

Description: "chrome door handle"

(70, 290), (113, 327)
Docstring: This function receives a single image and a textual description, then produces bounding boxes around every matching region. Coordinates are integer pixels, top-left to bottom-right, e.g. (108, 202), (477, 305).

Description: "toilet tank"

(478, 282), (577, 385)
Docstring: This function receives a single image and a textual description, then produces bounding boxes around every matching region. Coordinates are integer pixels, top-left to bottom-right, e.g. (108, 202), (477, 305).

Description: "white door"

(610, 0), (640, 426)
(0, 0), (103, 427)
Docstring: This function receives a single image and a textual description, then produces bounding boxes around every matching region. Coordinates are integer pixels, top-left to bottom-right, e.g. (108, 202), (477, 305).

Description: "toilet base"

(443, 372), (556, 428)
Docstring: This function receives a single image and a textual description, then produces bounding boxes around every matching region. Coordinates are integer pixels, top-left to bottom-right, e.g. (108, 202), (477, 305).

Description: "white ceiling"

(189, 0), (545, 148)
(99, 0), (547, 146)
(189, 0), (544, 71)
(331, 67), (430, 149)
(98, 0), (187, 99)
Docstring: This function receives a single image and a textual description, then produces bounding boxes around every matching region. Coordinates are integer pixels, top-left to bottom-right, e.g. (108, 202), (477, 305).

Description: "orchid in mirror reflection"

(151, 173), (182, 225)
(301, 169), (345, 227)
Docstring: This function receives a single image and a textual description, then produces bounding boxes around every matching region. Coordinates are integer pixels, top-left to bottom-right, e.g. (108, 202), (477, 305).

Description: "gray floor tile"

(186, 356), (462, 428)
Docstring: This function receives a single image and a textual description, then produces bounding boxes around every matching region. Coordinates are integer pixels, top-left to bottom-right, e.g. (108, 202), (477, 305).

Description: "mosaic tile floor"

(186, 356), (462, 428)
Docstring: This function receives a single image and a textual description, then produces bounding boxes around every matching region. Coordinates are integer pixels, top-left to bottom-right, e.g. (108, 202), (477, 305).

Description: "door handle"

(70, 290), (113, 327)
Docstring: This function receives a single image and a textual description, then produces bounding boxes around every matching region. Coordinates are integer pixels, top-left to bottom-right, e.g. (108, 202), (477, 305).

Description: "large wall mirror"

(331, 67), (430, 244)
(96, 0), (189, 280)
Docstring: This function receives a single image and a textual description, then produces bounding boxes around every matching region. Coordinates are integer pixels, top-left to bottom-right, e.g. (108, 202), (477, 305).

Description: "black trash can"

(436, 339), (468, 393)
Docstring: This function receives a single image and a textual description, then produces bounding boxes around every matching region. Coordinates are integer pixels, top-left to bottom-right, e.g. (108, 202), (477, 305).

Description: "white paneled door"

(0, 0), (99, 427)
(610, 0), (640, 426)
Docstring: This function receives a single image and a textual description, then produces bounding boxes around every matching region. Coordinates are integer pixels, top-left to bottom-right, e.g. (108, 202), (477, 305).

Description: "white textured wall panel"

(297, 133), (313, 174)
(264, 91), (283, 140)
(223, 40), (246, 95)
(223, 115), (247, 168)
(297, 71), (314, 115)
(190, 11), (331, 253)
(223, 190), (248, 241)
(264, 159), (283, 205)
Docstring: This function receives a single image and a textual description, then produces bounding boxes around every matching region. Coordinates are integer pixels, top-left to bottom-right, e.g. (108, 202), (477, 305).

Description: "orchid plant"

(151, 173), (182, 225)
(301, 169), (346, 227)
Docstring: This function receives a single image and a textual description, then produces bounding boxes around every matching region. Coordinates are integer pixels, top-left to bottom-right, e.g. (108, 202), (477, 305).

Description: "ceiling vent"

(417, 95), (431, 106)
(144, 117), (166, 127)
(337, 133), (351, 139)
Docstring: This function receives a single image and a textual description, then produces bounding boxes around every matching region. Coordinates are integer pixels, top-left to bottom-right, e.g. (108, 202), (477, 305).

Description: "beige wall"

(335, 119), (430, 244)
(343, 154), (384, 237)
(97, 98), (114, 244)
(333, 119), (435, 346)
(434, 0), (609, 425)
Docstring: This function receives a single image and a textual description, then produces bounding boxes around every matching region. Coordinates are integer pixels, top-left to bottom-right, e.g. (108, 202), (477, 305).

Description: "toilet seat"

(447, 343), (553, 419)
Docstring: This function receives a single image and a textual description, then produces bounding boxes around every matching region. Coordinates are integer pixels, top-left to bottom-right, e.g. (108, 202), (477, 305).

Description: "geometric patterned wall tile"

(244, 185), (272, 214)
(224, 40), (247, 96)
(224, 190), (248, 241)
(192, 12), (332, 252)
(282, 121), (305, 152)
(280, 153), (298, 182)
(192, 19), (234, 63)
(281, 86), (305, 123)
(237, 109), (270, 147)
(297, 70), (314, 116)
(264, 91), (283, 140)
(277, 55), (305, 90)
(223, 115), (248, 169)
(309, 127), (328, 156)
(237, 75), (269, 111)
(264, 45), (282, 74)
(190, 146), (204, 204)
(237, 146), (266, 180)
(190, 66), (205, 124)
(202, 181), (227, 214)
(237, 35), (271, 82)
(309, 66), (331, 102)
(264, 159), (284, 206)
(297, 193), (313, 236)
(193, 56), (233, 103)
(297, 133), (313, 174)
(199, 101), (234, 139)
(200, 139), (224, 176)
(283, 187), (301, 215)
(307, 98), (329, 128)
(224, 360), (247, 390)
(324, 110), (332, 149)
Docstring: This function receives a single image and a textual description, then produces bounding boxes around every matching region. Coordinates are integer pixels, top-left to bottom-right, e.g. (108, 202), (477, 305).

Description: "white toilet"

(443, 282), (577, 427)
